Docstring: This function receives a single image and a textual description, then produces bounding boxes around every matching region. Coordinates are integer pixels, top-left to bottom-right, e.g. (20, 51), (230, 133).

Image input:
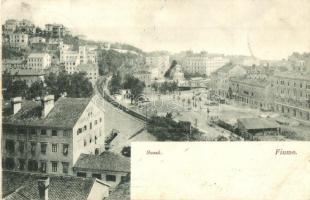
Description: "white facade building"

(27, 53), (51, 71)
(183, 56), (230, 76)
(29, 37), (46, 44)
(9, 33), (28, 48)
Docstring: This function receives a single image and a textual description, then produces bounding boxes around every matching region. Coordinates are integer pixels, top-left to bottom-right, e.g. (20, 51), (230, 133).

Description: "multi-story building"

(27, 53), (52, 71)
(16, 19), (35, 34)
(79, 46), (98, 64)
(183, 55), (230, 76)
(230, 77), (273, 111)
(45, 24), (69, 38)
(76, 63), (99, 86)
(2, 95), (106, 175)
(145, 55), (170, 78)
(7, 69), (46, 86)
(210, 64), (246, 97)
(2, 59), (27, 72)
(60, 50), (80, 73)
(272, 71), (310, 121)
(29, 36), (46, 44)
(9, 33), (28, 48)
(3, 19), (19, 34)
(133, 70), (151, 86)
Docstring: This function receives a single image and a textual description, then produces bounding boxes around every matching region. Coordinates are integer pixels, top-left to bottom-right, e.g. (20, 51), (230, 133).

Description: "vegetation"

(151, 81), (178, 94)
(2, 71), (93, 100)
(108, 72), (122, 95)
(147, 116), (200, 141)
(97, 49), (140, 75)
(122, 75), (145, 102)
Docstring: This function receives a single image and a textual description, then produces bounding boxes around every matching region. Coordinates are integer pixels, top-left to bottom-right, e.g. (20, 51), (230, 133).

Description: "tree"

(27, 81), (46, 99)
(65, 72), (93, 98)
(109, 72), (122, 94)
(122, 75), (145, 102)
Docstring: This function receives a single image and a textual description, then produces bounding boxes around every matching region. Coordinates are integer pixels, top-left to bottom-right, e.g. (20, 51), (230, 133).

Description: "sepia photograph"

(1, 0), (310, 199)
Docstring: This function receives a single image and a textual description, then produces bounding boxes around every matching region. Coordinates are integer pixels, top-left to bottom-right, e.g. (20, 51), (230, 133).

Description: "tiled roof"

(238, 118), (280, 130)
(78, 63), (98, 71)
(28, 53), (50, 57)
(274, 71), (310, 81)
(9, 69), (46, 76)
(230, 77), (269, 87)
(3, 97), (91, 128)
(107, 181), (130, 200)
(74, 152), (130, 173)
(2, 171), (103, 200)
(211, 63), (234, 75)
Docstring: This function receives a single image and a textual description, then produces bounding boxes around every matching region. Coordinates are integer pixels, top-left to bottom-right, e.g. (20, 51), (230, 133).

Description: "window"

(40, 161), (47, 173)
(106, 175), (116, 182)
(18, 159), (26, 170)
(100, 118), (102, 123)
(31, 142), (36, 154)
(63, 131), (69, 137)
(90, 122), (92, 129)
(41, 143), (47, 154)
(121, 176), (128, 182)
(19, 141), (24, 153)
(63, 144), (69, 156)
(77, 128), (82, 135)
(51, 161), (58, 172)
(5, 140), (15, 153)
(29, 128), (36, 136)
(92, 173), (101, 179)
(28, 160), (38, 171)
(77, 172), (87, 177)
(52, 130), (57, 136)
(84, 139), (87, 147)
(84, 125), (87, 131)
(5, 157), (15, 170)
(62, 162), (69, 174)
(52, 144), (58, 152)
(41, 129), (46, 136)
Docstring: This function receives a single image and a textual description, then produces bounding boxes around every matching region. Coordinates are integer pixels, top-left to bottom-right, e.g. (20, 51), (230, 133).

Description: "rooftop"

(3, 97), (92, 129)
(274, 71), (310, 81)
(211, 63), (234, 75)
(2, 171), (108, 200)
(238, 118), (280, 130)
(78, 63), (98, 71)
(28, 53), (50, 57)
(230, 77), (269, 87)
(8, 69), (46, 76)
(74, 152), (130, 173)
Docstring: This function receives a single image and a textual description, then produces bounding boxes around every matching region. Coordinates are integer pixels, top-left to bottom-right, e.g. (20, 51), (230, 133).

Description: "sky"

(1, 0), (310, 59)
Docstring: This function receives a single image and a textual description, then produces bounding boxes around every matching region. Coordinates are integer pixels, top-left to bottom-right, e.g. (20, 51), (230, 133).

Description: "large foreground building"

(2, 95), (105, 175)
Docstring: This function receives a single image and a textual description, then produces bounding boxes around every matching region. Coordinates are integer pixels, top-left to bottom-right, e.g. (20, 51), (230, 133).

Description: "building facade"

(2, 95), (106, 176)
(230, 77), (273, 111)
(272, 72), (310, 121)
(27, 53), (52, 71)
(145, 55), (170, 78)
(183, 55), (230, 76)
(29, 36), (46, 44)
(76, 63), (99, 86)
(45, 24), (70, 38)
(9, 33), (28, 48)
(73, 152), (130, 187)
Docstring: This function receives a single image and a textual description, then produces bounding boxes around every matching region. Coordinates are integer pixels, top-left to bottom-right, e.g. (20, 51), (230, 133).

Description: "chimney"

(11, 97), (22, 114)
(41, 95), (55, 118)
(38, 177), (49, 200)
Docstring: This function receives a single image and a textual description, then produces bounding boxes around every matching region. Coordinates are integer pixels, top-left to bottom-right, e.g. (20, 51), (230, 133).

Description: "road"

(95, 77), (156, 153)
